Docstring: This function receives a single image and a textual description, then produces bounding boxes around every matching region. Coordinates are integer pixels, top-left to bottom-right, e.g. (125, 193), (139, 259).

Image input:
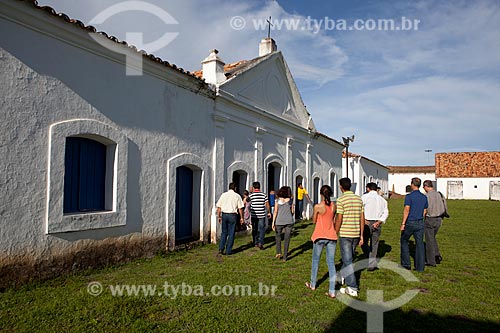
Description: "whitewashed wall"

(437, 178), (500, 200)
(0, 1), (215, 282)
(342, 156), (389, 196)
(389, 172), (436, 195)
(359, 158), (389, 196)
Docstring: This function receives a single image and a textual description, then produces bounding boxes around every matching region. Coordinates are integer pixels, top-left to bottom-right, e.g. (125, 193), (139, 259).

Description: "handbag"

(438, 192), (450, 218)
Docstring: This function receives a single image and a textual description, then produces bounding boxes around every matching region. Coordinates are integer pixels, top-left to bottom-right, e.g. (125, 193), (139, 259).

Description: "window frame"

(46, 119), (128, 234)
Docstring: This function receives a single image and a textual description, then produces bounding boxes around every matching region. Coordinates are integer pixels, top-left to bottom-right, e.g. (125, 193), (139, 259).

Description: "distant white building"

(435, 152), (500, 200)
(388, 166), (436, 195)
(342, 152), (389, 197)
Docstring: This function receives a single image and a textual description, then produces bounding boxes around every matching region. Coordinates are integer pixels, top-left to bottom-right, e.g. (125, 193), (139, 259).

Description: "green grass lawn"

(1, 199), (500, 332)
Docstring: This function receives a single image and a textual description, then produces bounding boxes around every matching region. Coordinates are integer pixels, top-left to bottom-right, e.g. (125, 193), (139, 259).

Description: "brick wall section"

(435, 152), (500, 178)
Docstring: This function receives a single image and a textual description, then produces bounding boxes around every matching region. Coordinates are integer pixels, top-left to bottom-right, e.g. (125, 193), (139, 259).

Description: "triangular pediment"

(219, 52), (313, 130)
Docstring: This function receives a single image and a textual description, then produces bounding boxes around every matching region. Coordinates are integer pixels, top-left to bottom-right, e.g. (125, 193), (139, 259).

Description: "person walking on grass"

(336, 177), (364, 298)
(305, 185), (338, 298)
(400, 177), (428, 272)
(423, 180), (447, 266)
(272, 186), (294, 261)
(216, 183), (244, 255)
(296, 183), (311, 220)
(361, 182), (389, 271)
(249, 181), (271, 249)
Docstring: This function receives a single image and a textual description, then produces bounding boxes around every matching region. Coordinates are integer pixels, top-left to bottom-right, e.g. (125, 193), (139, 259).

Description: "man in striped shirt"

(335, 177), (365, 297)
(249, 181), (271, 249)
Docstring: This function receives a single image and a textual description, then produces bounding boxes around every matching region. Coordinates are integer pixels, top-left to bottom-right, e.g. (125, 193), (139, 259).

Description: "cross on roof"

(266, 16), (273, 38)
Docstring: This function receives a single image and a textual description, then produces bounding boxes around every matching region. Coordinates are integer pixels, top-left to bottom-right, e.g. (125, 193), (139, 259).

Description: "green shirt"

(337, 191), (364, 238)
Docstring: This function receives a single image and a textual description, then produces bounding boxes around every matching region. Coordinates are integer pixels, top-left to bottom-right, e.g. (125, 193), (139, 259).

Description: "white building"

(342, 152), (389, 197)
(435, 152), (500, 200)
(388, 166), (436, 195)
(0, 0), (345, 285)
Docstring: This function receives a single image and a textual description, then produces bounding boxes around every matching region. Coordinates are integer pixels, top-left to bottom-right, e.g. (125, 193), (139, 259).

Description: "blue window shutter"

(64, 137), (107, 213)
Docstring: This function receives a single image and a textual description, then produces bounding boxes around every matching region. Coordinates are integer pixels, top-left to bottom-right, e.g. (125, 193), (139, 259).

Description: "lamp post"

(425, 149), (433, 165)
(342, 135), (355, 179)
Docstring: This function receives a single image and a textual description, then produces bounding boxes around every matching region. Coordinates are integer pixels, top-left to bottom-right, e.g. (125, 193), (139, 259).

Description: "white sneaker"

(339, 286), (358, 297)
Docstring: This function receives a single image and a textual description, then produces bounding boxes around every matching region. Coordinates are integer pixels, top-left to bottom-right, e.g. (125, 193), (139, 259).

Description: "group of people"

(401, 177), (448, 271)
(306, 177), (382, 298)
(216, 181), (309, 256)
(215, 175), (447, 298)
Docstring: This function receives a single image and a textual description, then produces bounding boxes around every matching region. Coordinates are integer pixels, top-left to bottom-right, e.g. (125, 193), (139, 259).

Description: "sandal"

(305, 282), (316, 291)
(325, 292), (336, 298)
(275, 254), (282, 259)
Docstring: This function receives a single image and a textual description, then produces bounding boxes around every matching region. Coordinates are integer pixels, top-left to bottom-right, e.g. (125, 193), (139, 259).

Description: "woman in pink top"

(305, 185), (338, 298)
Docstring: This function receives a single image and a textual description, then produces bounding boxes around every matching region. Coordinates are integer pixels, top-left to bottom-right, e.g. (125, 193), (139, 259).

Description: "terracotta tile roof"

(388, 166), (436, 174)
(435, 152), (500, 178)
(16, 0), (204, 82)
(342, 150), (361, 158)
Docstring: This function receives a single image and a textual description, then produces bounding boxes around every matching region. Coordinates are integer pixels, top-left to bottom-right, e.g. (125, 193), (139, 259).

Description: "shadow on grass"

(377, 240), (392, 258)
(231, 241), (255, 254)
(287, 240), (313, 261)
(324, 306), (500, 332)
(292, 222), (310, 230)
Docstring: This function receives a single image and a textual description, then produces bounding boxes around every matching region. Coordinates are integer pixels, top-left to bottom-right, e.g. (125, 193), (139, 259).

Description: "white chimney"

(259, 38), (277, 56)
(201, 49), (225, 85)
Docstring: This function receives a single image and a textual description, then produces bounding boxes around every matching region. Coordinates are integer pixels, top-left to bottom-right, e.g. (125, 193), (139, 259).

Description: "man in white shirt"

(361, 182), (389, 271)
(216, 183), (244, 255)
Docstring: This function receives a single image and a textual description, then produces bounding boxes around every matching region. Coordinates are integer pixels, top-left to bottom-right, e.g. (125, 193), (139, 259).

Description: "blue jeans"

(310, 239), (337, 294)
(339, 237), (359, 290)
(297, 200), (303, 219)
(219, 213), (237, 254)
(400, 219), (425, 271)
(251, 217), (266, 245)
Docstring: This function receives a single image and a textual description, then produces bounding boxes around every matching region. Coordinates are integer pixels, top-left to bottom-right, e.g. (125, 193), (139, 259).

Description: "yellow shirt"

(297, 187), (307, 200)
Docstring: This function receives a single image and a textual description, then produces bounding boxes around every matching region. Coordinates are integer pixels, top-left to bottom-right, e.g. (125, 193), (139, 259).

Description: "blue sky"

(36, 0), (500, 166)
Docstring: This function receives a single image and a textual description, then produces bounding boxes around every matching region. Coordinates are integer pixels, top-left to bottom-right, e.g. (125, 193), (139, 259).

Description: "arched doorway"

(330, 171), (337, 198)
(232, 170), (248, 196)
(267, 162), (282, 193)
(175, 165), (202, 244)
(313, 177), (321, 204)
(295, 175), (303, 220)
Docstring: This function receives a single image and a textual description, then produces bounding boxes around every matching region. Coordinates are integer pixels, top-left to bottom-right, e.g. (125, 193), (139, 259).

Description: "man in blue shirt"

(400, 177), (428, 271)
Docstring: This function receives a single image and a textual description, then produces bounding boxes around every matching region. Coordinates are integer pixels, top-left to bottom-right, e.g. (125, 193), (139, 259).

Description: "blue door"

(175, 166), (193, 242)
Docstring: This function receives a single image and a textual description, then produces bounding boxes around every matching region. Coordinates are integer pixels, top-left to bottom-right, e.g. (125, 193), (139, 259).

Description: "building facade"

(0, 0), (345, 286)
(435, 152), (500, 200)
(342, 152), (389, 197)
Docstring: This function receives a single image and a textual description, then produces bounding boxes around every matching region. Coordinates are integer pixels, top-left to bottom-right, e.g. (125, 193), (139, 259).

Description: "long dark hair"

(320, 185), (333, 206)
